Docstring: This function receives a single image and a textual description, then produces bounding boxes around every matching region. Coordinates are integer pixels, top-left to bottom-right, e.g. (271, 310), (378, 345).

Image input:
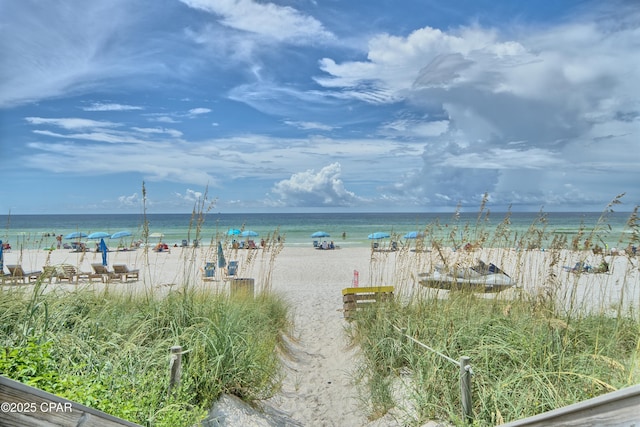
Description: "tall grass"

(0, 184), (292, 426)
(348, 196), (640, 426)
(0, 285), (291, 426)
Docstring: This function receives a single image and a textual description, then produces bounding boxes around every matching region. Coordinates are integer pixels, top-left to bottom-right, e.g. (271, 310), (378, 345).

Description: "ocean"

(0, 212), (636, 250)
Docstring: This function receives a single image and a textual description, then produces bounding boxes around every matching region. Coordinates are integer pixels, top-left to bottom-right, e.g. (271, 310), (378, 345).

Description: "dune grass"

(0, 281), (291, 426)
(348, 196), (640, 426)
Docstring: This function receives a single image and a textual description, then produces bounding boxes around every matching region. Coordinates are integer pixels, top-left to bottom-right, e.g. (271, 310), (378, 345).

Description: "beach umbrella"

(227, 229), (241, 236)
(403, 231), (422, 239)
(88, 231), (110, 240)
(110, 230), (132, 239)
(368, 232), (390, 240)
(217, 241), (226, 268)
(99, 238), (108, 266)
(241, 230), (258, 237)
(311, 231), (330, 238)
(65, 232), (87, 240)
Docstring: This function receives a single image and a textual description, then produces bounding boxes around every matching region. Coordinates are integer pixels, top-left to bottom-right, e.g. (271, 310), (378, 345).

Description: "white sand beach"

(2, 244), (639, 426)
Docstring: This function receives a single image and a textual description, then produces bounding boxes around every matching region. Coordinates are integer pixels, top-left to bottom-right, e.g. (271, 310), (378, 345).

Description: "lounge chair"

(5, 265), (42, 284)
(227, 261), (239, 277)
(41, 266), (58, 283)
(91, 264), (120, 282)
(203, 262), (216, 279)
(55, 264), (102, 283)
(55, 265), (77, 283)
(113, 264), (140, 282)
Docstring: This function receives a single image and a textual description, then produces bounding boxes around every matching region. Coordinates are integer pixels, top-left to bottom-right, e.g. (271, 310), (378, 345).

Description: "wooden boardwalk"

(0, 375), (141, 427)
(501, 383), (640, 426)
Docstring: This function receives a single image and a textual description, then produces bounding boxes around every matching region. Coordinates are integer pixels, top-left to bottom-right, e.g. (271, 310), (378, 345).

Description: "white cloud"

(284, 120), (335, 131)
(25, 117), (119, 130)
(315, 7), (640, 209)
(270, 163), (362, 207)
(180, 0), (334, 44)
(0, 0), (169, 108)
(83, 102), (143, 111)
(174, 188), (204, 202)
(118, 193), (140, 206)
(132, 127), (184, 138)
(187, 107), (212, 116)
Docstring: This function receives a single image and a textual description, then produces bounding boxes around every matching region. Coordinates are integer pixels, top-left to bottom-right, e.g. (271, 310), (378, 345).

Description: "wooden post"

(460, 355), (472, 423)
(169, 345), (182, 395)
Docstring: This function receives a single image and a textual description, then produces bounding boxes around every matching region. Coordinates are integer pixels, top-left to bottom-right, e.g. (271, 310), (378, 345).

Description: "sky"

(1, 0), (639, 214)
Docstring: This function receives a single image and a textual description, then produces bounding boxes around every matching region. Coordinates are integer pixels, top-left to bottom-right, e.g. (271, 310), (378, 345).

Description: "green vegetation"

(349, 195), (640, 426)
(0, 284), (291, 426)
(348, 296), (639, 426)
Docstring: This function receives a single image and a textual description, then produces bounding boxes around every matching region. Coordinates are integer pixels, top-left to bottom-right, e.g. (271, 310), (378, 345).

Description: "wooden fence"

(0, 375), (141, 427)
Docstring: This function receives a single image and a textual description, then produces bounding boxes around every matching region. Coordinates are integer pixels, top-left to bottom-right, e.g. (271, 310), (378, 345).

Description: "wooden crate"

(342, 286), (394, 319)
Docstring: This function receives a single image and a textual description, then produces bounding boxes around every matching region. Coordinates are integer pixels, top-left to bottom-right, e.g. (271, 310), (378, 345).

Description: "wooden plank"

(500, 384), (640, 427)
(342, 286), (394, 295)
(0, 375), (142, 427)
(343, 293), (393, 303)
(343, 287), (394, 319)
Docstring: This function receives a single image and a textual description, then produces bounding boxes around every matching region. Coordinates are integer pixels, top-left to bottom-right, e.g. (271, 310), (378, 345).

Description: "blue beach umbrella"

(403, 231), (422, 239)
(227, 229), (241, 236)
(218, 241), (226, 268)
(99, 238), (108, 266)
(311, 231), (330, 238)
(65, 232), (87, 240)
(88, 231), (111, 240)
(241, 230), (258, 237)
(368, 232), (390, 240)
(110, 230), (132, 239)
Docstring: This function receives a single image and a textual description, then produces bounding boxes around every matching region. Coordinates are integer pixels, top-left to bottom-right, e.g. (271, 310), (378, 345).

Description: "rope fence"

(390, 323), (474, 423)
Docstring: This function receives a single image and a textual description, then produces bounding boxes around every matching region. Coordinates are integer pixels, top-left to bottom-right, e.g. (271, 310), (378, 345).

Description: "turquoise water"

(0, 212), (636, 250)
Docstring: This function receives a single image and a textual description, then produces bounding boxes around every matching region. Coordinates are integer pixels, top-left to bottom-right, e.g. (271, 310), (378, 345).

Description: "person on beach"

(56, 234), (62, 249)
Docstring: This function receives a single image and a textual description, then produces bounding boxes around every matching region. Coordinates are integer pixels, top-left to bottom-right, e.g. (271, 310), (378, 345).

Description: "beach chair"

(91, 264), (120, 282)
(41, 266), (58, 283)
(113, 264), (140, 282)
(6, 265), (42, 284)
(55, 265), (82, 283)
(203, 262), (216, 280)
(55, 264), (100, 283)
(227, 261), (238, 277)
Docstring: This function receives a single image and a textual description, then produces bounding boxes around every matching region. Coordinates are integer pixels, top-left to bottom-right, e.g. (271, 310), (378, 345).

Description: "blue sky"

(1, 0), (638, 214)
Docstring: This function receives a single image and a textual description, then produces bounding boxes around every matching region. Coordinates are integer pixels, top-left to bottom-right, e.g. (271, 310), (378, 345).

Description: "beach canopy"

(403, 231), (423, 239)
(227, 229), (241, 236)
(65, 232), (87, 240)
(311, 231), (330, 238)
(241, 230), (258, 237)
(110, 230), (132, 239)
(368, 232), (390, 240)
(88, 231), (110, 240)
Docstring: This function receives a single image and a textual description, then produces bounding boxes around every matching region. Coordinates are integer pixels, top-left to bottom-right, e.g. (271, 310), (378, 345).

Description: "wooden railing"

(500, 383), (640, 426)
(0, 375), (141, 427)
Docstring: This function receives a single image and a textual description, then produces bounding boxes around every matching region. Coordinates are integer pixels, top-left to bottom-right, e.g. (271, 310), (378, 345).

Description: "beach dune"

(2, 244), (638, 425)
